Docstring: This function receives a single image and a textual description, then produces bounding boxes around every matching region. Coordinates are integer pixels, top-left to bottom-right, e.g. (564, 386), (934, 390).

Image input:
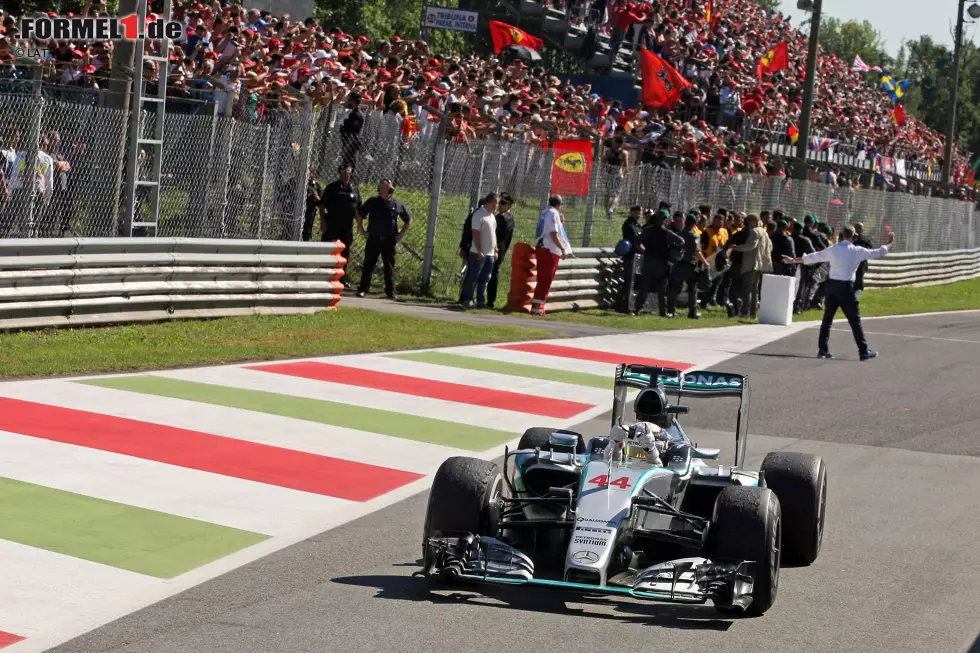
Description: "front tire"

(761, 452), (827, 565)
(422, 457), (502, 563)
(707, 486), (781, 616)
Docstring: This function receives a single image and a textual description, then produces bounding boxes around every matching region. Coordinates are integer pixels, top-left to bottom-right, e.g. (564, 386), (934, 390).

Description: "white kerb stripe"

(156, 367), (569, 433)
(0, 539), (159, 640)
(0, 430), (351, 536)
(0, 380), (464, 475)
(318, 353), (611, 404)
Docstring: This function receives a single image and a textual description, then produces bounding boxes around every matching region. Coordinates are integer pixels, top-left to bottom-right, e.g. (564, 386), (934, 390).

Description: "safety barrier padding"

(0, 239), (347, 330)
(865, 248), (980, 288)
(506, 243), (537, 313)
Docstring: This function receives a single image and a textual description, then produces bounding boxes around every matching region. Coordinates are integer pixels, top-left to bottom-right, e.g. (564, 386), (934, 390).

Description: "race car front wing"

(423, 535), (756, 609)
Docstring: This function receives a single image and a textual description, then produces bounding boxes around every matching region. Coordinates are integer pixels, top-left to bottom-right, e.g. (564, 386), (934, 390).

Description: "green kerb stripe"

(0, 476), (267, 578)
(78, 376), (516, 451)
(389, 352), (614, 390)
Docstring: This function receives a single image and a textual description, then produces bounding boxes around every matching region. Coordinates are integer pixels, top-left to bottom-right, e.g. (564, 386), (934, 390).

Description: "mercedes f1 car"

(421, 365), (828, 615)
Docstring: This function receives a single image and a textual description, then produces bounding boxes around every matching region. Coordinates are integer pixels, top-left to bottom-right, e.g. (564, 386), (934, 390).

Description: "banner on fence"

(549, 139), (593, 196)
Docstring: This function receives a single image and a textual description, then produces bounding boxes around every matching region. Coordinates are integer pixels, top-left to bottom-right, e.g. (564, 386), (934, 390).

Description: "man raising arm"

(783, 225), (895, 361)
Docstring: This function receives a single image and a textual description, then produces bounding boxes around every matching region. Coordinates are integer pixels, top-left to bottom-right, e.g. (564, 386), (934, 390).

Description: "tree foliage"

(818, 17), (888, 69)
(904, 35), (980, 156)
(314, 0), (470, 55)
(756, 0), (782, 12)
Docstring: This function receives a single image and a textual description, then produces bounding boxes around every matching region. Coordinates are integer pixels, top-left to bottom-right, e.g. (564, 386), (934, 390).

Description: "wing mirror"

(691, 447), (721, 460)
(667, 405), (689, 415)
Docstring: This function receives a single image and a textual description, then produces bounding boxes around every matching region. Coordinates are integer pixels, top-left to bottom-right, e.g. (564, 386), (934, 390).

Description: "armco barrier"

(505, 245), (622, 313)
(865, 248), (980, 288)
(0, 238), (346, 330)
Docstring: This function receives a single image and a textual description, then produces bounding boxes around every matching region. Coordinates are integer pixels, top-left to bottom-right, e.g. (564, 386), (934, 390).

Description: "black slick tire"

(761, 452), (827, 566)
(707, 486), (781, 616)
(421, 457), (502, 563)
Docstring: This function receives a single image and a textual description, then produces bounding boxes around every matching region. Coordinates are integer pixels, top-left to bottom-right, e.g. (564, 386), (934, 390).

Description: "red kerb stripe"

(495, 343), (693, 370)
(0, 631), (25, 649)
(247, 362), (593, 419)
(0, 397), (421, 502)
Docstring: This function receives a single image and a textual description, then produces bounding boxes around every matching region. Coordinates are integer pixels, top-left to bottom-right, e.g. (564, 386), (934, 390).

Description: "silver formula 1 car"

(421, 364), (828, 616)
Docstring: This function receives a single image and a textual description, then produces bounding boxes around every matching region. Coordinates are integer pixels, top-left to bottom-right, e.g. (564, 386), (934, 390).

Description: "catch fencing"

(3, 85), (979, 300)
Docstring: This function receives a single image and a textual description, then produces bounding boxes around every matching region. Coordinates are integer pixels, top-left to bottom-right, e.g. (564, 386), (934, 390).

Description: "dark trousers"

(818, 280), (868, 355)
(358, 237), (396, 296)
(487, 253), (506, 308)
(324, 222), (354, 286)
(634, 259), (669, 316)
(302, 203), (317, 242)
(617, 254), (636, 313)
(739, 270), (762, 317)
(724, 263), (743, 307)
(668, 262), (699, 317)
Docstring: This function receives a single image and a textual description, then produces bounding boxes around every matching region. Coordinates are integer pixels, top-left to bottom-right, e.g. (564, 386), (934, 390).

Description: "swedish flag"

(880, 74), (911, 102)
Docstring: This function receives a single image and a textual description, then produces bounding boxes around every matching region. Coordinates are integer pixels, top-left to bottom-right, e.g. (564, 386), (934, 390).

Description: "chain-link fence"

(0, 86), (313, 242)
(3, 86), (978, 302)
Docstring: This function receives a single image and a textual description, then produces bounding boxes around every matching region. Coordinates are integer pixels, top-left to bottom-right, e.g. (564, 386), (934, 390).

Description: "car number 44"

(588, 475), (631, 489)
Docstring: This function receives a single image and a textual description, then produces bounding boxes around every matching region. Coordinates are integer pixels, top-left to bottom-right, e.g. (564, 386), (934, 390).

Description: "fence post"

(468, 141), (487, 213)
(539, 134), (555, 215)
(291, 101), (316, 241)
(199, 100), (220, 237)
(257, 122), (271, 239)
(582, 135), (602, 247)
(421, 121), (448, 295)
(24, 66), (44, 236)
(217, 93), (234, 238)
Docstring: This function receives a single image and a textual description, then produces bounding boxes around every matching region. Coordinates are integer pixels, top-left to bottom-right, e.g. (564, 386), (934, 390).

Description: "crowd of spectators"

(0, 0), (968, 187)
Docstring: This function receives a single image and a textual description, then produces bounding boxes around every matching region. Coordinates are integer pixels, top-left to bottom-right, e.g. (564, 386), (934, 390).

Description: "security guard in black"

(321, 166), (361, 286)
(356, 179), (412, 298)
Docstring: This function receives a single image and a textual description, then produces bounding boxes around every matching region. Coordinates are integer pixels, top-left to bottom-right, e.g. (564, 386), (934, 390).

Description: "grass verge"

(490, 277), (980, 330)
(0, 307), (550, 380)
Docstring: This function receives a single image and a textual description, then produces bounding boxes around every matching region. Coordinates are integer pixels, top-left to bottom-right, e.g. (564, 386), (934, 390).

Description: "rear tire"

(422, 457), (502, 562)
(518, 427), (586, 453)
(761, 452), (827, 566)
(707, 486), (781, 616)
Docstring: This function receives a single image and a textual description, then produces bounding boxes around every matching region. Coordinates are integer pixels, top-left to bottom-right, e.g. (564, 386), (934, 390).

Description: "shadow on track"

(332, 571), (735, 632)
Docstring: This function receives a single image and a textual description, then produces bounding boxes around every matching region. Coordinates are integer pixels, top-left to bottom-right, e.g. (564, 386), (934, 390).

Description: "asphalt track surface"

(48, 311), (980, 653)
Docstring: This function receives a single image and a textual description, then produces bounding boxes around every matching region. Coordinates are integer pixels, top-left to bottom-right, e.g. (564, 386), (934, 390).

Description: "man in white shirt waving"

(461, 192), (498, 309)
(784, 224), (895, 361)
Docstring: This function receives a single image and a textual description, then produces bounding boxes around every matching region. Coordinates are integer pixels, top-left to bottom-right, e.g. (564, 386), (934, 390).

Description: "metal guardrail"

(865, 248), (980, 288)
(545, 247), (623, 312)
(0, 238), (346, 330)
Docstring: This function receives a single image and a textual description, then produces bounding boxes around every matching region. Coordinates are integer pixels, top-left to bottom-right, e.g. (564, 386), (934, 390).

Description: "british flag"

(810, 137), (839, 152)
(851, 54), (871, 73)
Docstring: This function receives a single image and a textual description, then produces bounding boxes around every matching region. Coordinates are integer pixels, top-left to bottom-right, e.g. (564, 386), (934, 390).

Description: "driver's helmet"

(634, 386), (670, 426)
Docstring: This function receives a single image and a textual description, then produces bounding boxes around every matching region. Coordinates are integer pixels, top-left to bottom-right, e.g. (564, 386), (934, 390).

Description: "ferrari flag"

(547, 140), (593, 196)
(757, 41), (789, 79)
(639, 49), (691, 109)
(488, 20), (543, 54)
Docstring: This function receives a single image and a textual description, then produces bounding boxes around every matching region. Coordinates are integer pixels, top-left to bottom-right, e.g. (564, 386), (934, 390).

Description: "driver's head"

(634, 386), (670, 426)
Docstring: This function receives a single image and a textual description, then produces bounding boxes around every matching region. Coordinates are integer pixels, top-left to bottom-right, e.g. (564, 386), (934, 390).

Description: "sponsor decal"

(574, 526), (612, 534)
(571, 550), (600, 564)
(573, 535), (607, 546)
(659, 372), (743, 390)
(576, 517), (609, 524)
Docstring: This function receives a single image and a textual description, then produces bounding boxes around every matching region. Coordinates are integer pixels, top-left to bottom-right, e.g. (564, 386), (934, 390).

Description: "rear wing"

(612, 364), (751, 467)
